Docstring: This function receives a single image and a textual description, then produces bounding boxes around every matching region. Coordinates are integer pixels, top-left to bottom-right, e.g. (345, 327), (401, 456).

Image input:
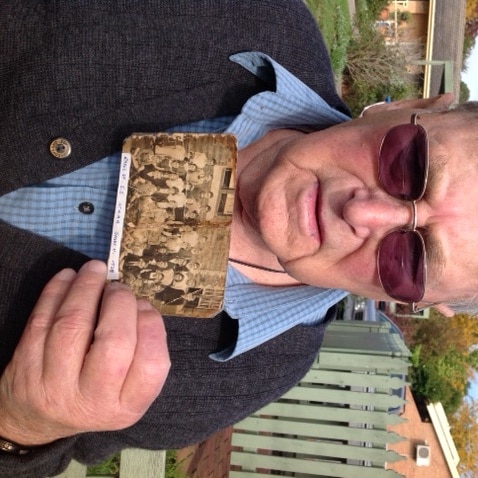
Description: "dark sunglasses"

(377, 113), (429, 310)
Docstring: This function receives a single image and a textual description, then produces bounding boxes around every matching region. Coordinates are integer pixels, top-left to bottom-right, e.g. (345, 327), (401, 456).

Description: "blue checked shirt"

(0, 52), (350, 361)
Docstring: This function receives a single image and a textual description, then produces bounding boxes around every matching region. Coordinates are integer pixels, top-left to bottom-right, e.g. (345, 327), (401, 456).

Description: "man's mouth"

(315, 184), (322, 245)
(302, 181), (321, 245)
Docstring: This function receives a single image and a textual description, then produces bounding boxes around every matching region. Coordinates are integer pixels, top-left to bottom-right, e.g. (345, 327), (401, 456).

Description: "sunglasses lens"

(378, 230), (426, 303)
(379, 123), (428, 200)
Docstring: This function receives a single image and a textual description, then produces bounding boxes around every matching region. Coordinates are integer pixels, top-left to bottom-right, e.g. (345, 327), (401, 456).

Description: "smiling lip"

(300, 182), (321, 245)
(315, 183), (322, 245)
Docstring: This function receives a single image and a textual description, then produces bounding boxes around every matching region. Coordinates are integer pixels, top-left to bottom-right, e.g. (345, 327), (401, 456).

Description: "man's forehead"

(427, 111), (478, 173)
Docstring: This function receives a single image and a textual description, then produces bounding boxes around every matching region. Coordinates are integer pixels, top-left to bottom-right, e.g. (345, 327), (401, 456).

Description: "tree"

(409, 312), (478, 414)
(466, 0), (478, 23)
(447, 313), (478, 353)
(412, 311), (478, 358)
(449, 399), (478, 476)
(411, 346), (468, 413)
(342, 4), (418, 116)
(465, 0), (478, 39)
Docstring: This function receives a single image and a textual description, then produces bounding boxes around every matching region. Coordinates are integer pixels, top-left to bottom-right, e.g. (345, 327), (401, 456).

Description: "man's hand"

(0, 260), (170, 446)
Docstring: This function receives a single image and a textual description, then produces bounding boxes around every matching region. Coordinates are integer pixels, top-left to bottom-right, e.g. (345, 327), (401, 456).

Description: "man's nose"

(342, 188), (413, 239)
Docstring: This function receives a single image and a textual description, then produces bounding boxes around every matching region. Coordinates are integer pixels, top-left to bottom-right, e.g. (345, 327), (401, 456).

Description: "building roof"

(427, 0), (466, 98)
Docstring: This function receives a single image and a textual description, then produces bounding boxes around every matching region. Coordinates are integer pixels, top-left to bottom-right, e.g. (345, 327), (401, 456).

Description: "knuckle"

(40, 279), (64, 297)
(94, 329), (135, 357)
(27, 312), (52, 332)
(52, 309), (93, 332)
(141, 358), (171, 382)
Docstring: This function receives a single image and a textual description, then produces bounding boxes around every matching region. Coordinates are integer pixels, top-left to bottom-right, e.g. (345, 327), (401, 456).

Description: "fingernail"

(137, 299), (156, 311)
(107, 280), (130, 291)
(55, 268), (77, 281)
(84, 260), (107, 274)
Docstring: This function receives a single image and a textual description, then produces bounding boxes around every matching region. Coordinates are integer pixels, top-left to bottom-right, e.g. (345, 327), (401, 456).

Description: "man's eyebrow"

(421, 148), (448, 284)
(424, 149), (447, 196)
(423, 229), (446, 284)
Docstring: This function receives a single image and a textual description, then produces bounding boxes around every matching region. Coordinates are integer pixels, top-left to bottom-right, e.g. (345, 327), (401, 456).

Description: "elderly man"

(0, 1), (475, 476)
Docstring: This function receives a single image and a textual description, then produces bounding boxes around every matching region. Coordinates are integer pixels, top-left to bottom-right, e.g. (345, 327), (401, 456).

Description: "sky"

(471, 375), (478, 401)
(462, 41), (478, 100)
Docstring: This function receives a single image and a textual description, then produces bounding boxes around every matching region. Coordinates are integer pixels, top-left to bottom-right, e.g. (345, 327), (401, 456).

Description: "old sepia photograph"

(108, 132), (237, 318)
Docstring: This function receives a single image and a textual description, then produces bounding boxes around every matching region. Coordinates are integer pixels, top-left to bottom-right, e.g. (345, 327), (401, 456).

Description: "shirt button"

(78, 202), (95, 215)
(49, 138), (72, 158)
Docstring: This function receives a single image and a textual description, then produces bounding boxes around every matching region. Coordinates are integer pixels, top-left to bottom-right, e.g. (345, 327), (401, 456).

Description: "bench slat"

(51, 449), (166, 478)
(119, 449), (166, 478)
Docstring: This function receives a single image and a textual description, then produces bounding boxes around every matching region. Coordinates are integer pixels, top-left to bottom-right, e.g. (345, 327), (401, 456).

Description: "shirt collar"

(227, 51), (350, 148)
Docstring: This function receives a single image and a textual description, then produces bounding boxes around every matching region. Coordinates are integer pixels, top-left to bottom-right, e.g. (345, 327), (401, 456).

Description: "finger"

(80, 281), (138, 402)
(15, 268), (78, 370)
(42, 260), (108, 384)
(2, 267), (78, 418)
(121, 300), (170, 417)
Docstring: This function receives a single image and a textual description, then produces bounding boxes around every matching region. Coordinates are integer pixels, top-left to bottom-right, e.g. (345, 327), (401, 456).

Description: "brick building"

(387, 387), (460, 478)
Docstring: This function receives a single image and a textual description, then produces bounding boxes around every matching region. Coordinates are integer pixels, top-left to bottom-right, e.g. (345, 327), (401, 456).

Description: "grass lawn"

(304, 0), (352, 75)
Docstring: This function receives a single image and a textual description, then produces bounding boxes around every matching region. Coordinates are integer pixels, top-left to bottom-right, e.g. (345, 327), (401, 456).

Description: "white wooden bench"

(51, 449), (166, 478)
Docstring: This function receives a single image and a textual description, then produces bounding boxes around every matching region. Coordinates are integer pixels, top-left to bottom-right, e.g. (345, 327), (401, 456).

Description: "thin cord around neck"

(228, 257), (286, 273)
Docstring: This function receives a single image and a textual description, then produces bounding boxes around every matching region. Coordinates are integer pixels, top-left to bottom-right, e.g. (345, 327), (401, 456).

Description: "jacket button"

(49, 138), (72, 158)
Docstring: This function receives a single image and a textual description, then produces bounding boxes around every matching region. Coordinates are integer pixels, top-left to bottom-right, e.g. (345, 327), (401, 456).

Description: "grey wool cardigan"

(0, 1), (349, 476)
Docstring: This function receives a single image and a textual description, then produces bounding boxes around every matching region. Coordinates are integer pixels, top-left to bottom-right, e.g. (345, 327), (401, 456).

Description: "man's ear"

(361, 93), (455, 117)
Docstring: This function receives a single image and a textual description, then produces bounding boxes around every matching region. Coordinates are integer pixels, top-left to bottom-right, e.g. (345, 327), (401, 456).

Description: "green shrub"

(305, 0), (351, 76)
(328, 4), (350, 75)
(87, 453), (120, 476)
(342, 1), (419, 116)
(359, 0), (389, 19)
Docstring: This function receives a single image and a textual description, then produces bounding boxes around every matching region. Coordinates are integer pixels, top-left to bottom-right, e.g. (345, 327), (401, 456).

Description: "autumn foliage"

(406, 310), (478, 475)
(449, 399), (478, 476)
(410, 311), (478, 412)
(466, 0), (478, 38)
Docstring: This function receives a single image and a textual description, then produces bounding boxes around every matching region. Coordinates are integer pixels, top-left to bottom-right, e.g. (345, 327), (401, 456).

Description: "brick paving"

(176, 427), (233, 478)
